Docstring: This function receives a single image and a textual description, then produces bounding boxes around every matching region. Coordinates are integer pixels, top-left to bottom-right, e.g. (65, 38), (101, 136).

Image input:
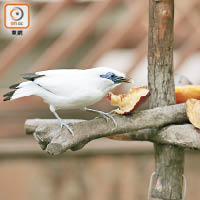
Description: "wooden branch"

(108, 125), (200, 150)
(148, 0), (184, 199)
(148, 1), (175, 107)
(25, 103), (189, 155)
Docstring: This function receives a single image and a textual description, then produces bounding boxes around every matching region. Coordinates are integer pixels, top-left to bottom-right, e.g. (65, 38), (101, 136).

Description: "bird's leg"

(108, 110), (116, 114)
(83, 107), (117, 127)
(49, 105), (74, 136)
(53, 111), (74, 136)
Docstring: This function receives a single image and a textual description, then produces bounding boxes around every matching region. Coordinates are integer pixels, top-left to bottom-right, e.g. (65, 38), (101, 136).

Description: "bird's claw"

(99, 112), (117, 127)
(60, 121), (74, 136)
(83, 107), (117, 127)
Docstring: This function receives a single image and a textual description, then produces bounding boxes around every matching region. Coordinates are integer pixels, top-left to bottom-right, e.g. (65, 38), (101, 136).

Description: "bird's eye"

(111, 74), (115, 78)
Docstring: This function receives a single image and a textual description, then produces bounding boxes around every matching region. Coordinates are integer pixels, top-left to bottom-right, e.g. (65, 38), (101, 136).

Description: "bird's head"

(100, 71), (133, 84)
(90, 67), (133, 91)
(97, 67), (133, 84)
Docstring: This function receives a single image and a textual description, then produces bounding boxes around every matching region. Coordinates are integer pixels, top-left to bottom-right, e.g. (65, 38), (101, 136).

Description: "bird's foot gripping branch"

(25, 103), (200, 155)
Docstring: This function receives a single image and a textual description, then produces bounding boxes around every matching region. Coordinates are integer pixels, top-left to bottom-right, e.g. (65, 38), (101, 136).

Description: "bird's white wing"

(34, 69), (92, 97)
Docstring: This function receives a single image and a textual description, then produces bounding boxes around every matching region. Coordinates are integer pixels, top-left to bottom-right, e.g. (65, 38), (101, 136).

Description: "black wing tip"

(21, 73), (44, 81)
(22, 77), (34, 81)
(9, 83), (20, 89)
(3, 90), (15, 97)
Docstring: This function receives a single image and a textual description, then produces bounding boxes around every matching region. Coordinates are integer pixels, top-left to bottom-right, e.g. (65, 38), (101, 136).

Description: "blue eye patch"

(100, 72), (123, 84)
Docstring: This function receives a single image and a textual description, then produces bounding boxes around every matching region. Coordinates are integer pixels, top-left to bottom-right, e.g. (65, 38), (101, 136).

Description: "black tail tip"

(3, 90), (15, 97)
(9, 83), (20, 89)
(3, 90), (15, 101)
(3, 96), (11, 101)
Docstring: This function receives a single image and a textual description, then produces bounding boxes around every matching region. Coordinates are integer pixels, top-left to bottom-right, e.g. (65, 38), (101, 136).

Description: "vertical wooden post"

(148, 0), (184, 199)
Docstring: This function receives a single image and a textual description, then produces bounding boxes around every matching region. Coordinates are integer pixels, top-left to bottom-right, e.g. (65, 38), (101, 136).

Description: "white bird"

(3, 67), (133, 135)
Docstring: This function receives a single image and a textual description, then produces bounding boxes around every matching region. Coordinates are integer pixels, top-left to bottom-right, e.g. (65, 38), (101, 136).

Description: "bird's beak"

(119, 77), (134, 83)
(124, 77), (134, 83)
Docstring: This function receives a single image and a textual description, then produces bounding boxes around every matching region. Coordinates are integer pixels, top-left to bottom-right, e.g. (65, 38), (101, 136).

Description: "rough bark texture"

(148, 1), (175, 107)
(148, 0), (184, 199)
(25, 103), (193, 155)
(108, 124), (200, 150)
(26, 118), (200, 153)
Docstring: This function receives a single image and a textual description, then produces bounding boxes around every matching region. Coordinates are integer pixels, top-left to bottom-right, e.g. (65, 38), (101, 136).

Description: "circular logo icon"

(10, 7), (24, 21)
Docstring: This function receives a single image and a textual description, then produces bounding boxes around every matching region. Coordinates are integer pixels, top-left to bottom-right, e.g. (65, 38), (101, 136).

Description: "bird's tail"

(3, 81), (37, 101)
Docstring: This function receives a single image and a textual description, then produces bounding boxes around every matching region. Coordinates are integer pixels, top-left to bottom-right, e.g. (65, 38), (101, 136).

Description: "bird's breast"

(49, 89), (106, 110)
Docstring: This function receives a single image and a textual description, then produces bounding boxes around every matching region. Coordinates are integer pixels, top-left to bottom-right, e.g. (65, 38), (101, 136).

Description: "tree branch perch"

(24, 103), (200, 155)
